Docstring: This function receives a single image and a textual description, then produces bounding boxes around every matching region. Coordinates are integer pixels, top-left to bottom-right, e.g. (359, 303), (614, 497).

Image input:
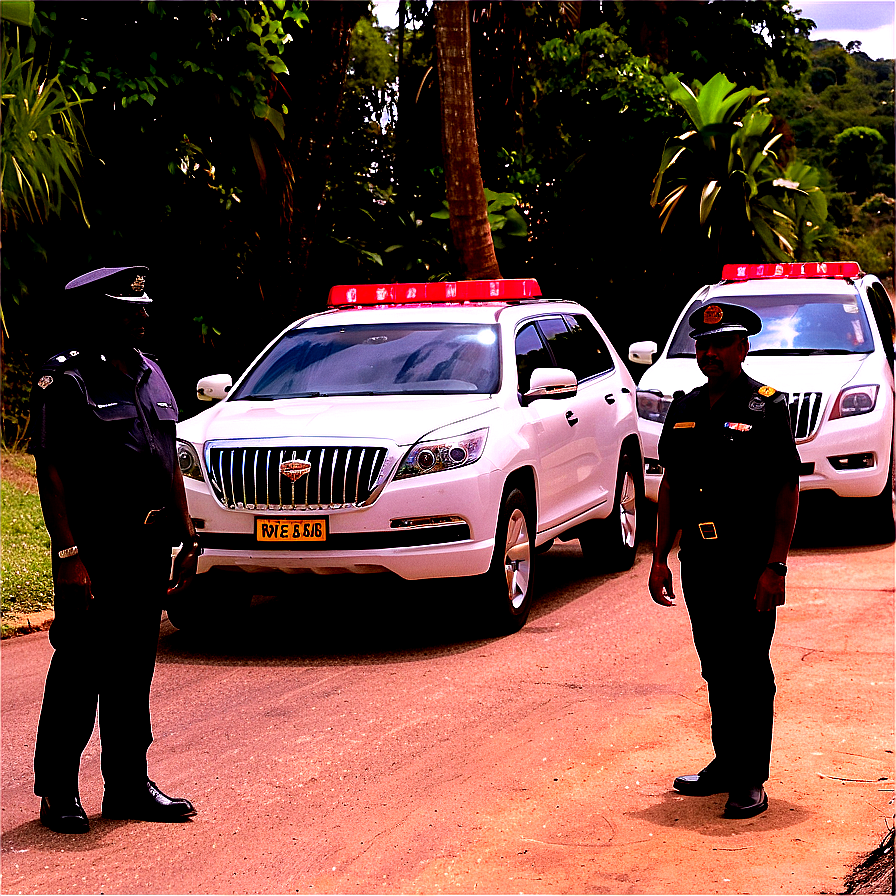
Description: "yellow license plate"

(255, 518), (328, 543)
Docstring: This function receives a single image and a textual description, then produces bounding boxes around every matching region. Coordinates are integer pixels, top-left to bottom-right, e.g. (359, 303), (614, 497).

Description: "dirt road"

(1, 523), (892, 894)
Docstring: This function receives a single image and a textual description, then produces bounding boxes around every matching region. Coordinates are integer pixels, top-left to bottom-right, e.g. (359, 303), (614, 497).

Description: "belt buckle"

(143, 508), (164, 526)
(698, 521), (718, 540)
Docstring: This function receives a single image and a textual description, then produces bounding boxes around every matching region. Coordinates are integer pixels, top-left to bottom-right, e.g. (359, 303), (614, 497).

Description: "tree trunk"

(434, 1), (501, 280)
(283, 1), (365, 317)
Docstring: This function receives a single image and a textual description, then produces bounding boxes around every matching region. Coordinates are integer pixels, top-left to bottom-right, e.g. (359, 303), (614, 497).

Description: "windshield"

(231, 323), (501, 399)
(667, 294), (874, 357)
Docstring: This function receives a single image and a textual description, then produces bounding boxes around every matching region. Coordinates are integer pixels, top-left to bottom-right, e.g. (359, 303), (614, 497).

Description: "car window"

(667, 294), (876, 357)
(563, 314), (615, 378)
(867, 283), (895, 364)
(232, 323), (501, 398)
(515, 323), (552, 394)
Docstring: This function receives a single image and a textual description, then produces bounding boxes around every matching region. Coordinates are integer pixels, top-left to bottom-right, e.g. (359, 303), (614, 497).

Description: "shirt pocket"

(151, 401), (178, 424)
(89, 401), (139, 423)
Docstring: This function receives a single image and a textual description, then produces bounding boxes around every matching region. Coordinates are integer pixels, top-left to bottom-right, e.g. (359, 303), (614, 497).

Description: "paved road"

(2, 510), (893, 894)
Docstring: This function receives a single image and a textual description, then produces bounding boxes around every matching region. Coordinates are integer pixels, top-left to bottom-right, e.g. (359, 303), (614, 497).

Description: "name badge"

(673, 421), (696, 429)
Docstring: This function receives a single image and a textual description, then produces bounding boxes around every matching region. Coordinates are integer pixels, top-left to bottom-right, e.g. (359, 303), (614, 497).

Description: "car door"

(542, 313), (620, 516)
(516, 316), (608, 532)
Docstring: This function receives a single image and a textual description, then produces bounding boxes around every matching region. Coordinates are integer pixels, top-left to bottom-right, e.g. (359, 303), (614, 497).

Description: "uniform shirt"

(658, 372), (800, 556)
(31, 348), (180, 542)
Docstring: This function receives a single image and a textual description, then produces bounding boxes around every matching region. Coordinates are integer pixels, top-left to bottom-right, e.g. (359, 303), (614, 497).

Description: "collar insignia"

(758, 385), (776, 397)
(38, 375), (53, 389)
(280, 460), (312, 483)
(703, 305), (724, 325)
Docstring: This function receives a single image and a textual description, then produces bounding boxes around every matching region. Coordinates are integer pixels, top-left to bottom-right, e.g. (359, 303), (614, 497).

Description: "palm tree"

(434, 0), (501, 280)
(651, 72), (824, 264)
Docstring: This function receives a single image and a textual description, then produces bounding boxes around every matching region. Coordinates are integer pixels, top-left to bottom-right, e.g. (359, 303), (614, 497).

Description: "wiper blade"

(237, 391), (323, 400)
(749, 348), (859, 356)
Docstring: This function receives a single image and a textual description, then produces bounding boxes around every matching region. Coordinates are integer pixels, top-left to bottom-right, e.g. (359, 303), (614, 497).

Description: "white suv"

(173, 279), (644, 634)
(630, 262), (895, 541)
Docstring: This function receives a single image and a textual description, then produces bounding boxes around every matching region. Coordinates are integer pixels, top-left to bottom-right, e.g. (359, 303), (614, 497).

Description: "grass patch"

(1, 477), (54, 624)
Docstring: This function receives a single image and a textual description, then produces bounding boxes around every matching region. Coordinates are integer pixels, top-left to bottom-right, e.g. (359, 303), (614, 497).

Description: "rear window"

(668, 294), (875, 357)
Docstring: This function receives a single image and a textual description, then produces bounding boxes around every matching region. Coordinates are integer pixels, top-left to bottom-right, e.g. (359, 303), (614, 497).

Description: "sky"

(373, 1), (895, 61)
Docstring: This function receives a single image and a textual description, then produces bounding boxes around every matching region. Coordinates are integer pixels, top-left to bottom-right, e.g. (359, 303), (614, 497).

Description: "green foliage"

(0, 31), (89, 231)
(0, 476), (54, 622)
(431, 187), (528, 250)
(651, 72), (830, 264)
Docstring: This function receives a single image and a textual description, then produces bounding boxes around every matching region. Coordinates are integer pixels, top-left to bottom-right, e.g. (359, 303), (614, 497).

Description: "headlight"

(636, 389), (673, 424)
(177, 439), (205, 481)
(394, 428), (488, 480)
(829, 385), (879, 420)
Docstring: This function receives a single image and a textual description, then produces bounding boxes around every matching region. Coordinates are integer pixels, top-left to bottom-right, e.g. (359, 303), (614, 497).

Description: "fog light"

(829, 453), (875, 470)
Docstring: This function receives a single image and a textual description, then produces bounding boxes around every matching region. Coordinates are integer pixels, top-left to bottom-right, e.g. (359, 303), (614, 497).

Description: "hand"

(168, 540), (200, 597)
(54, 555), (93, 614)
(649, 558), (676, 607)
(754, 566), (786, 612)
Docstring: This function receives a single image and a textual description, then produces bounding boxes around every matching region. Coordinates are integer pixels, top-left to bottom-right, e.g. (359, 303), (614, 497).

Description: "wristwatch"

(57, 545), (79, 560)
(767, 561), (787, 576)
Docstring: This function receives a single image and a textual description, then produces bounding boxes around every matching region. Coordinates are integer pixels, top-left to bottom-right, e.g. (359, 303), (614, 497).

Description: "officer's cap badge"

(703, 305), (724, 325)
(130, 275), (146, 294)
(758, 385), (776, 397)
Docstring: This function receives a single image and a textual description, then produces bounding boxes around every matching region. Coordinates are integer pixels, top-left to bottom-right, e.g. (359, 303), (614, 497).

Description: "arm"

(36, 456), (93, 611)
(649, 474), (678, 607)
(754, 478), (799, 612)
(167, 466), (200, 596)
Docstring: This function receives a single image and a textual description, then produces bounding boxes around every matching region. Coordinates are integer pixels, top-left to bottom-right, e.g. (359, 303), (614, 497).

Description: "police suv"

(173, 279), (644, 634)
(629, 262), (895, 541)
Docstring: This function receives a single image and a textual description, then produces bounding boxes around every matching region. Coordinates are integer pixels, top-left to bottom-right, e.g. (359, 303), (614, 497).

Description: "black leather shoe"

(724, 784), (768, 818)
(102, 779), (196, 822)
(40, 795), (89, 834)
(673, 765), (729, 795)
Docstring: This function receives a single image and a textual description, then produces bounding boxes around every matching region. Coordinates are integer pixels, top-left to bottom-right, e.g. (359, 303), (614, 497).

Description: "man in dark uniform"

(648, 301), (800, 819)
(31, 266), (201, 834)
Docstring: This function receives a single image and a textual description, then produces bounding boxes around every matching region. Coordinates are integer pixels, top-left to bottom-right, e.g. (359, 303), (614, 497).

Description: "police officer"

(31, 266), (200, 833)
(648, 301), (800, 819)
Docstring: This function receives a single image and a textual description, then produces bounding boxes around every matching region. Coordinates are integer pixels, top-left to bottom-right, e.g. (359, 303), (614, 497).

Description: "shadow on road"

(156, 542), (646, 668)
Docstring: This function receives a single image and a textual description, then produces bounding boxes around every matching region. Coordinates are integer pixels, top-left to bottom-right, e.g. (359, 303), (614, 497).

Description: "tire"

(478, 487), (535, 635)
(165, 571), (251, 633)
(867, 443), (895, 544)
(579, 452), (640, 572)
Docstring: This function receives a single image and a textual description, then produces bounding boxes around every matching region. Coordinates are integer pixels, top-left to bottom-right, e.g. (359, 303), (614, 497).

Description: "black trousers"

(33, 539), (169, 797)
(680, 555), (777, 786)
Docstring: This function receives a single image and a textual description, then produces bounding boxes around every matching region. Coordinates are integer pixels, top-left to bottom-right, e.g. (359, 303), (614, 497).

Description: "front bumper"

(184, 465), (504, 580)
(638, 406), (893, 503)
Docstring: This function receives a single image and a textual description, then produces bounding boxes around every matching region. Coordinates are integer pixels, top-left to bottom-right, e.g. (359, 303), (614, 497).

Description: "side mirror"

(196, 374), (232, 402)
(628, 340), (658, 366)
(523, 367), (578, 405)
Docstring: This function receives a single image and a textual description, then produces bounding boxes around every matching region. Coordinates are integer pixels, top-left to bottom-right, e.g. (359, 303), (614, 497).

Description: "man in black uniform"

(649, 301), (800, 819)
(31, 266), (201, 834)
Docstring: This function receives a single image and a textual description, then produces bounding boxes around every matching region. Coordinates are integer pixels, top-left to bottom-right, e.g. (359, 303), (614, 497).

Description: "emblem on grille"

(280, 460), (312, 482)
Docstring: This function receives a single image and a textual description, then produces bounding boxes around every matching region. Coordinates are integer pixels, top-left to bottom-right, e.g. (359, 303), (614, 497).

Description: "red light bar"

(722, 261), (862, 281)
(327, 279), (542, 307)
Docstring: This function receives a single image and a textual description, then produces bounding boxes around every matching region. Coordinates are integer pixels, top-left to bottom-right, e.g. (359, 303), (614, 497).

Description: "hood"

(637, 354), (871, 398)
(178, 393), (497, 446)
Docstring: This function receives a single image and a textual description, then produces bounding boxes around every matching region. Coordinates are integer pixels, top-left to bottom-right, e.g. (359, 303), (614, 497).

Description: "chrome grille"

(784, 391), (824, 440)
(207, 446), (389, 510)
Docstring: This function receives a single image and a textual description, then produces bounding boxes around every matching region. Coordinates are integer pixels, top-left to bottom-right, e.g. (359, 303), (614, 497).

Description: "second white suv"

(173, 279), (644, 634)
(630, 262), (895, 542)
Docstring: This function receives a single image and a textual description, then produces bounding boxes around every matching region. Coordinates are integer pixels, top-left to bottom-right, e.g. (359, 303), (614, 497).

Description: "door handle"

(604, 393), (616, 405)
(565, 410), (579, 426)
